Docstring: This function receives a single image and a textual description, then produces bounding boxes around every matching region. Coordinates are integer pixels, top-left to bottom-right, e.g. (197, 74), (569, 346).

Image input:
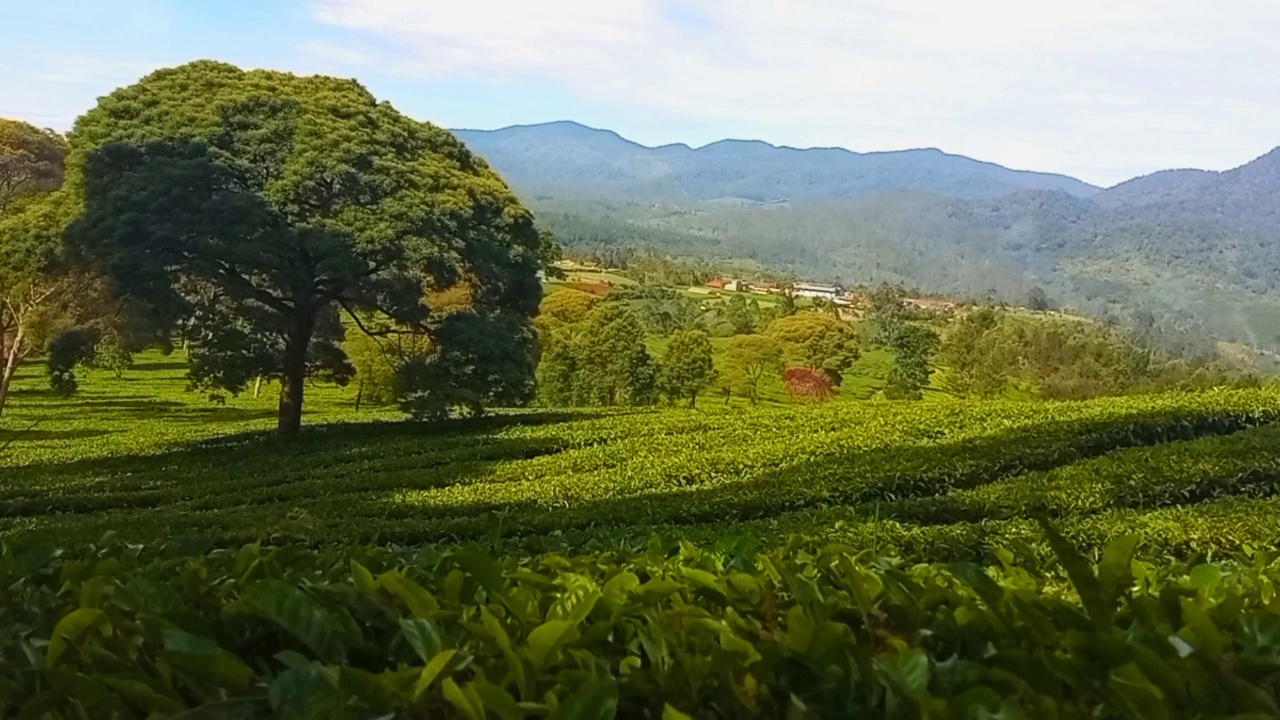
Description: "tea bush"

(4, 531), (1280, 718)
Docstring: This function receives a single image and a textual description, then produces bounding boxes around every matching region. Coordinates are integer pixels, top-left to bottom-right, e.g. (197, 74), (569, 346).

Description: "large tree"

(765, 310), (860, 385)
(0, 122), (76, 420)
(65, 61), (543, 433)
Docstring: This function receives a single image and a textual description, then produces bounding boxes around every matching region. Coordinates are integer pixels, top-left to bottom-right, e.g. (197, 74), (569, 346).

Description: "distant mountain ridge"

(452, 121), (1279, 353)
(454, 121), (1100, 201)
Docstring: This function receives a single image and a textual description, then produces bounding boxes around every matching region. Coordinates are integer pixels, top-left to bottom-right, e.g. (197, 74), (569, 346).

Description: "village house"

(791, 282), (842, 301)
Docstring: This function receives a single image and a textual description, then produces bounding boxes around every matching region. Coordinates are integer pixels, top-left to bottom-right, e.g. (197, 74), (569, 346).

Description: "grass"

(4, 351), (1280, 560)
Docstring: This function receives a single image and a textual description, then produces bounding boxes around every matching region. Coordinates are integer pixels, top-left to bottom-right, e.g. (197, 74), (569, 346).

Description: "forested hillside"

(457, 123), (1280, 354)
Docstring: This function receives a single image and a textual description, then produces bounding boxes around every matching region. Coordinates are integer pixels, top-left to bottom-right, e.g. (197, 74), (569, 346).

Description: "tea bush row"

(4, 530), (1280, 718)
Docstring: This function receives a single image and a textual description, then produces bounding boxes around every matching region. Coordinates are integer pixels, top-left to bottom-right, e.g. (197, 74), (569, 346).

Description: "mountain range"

(454, 121), (1280, 354)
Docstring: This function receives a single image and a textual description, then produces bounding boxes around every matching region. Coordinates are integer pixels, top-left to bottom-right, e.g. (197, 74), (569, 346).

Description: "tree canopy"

(765, 310), (859, 384)
(659, 329), (715, 407)
(538, 303), (656, 407)
(720, 333), (783, 404)
(61, 61), (543, 433)
(0, 118), (66, 213)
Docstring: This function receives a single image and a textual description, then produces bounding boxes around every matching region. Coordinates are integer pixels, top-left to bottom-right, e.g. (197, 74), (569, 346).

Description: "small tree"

(937, 308), (1010, 397)
(882, 323), (940, 400)
(346, 331), (400, 410)
(784, 366), (835, 403)
(1027, 286), (1051, 312)
(720, 333), (783, 404)
(659, 329), (715, 407)
(566, 304), (656, 406)
(776, 292), (797, 318)
(536, 327), (580, 406)
(397, 310), (538, 419)
(0, 119), (66, 213)
(722, 294), (756, 335)
(540, 289), (600, 325)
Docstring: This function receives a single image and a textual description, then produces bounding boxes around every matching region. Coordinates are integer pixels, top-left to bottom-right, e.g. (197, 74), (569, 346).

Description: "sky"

(2, 0), (1278, 187)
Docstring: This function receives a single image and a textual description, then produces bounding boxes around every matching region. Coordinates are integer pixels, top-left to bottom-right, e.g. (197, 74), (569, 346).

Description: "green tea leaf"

(351, 559), (377, 594)
(45, 608), (105, 668)
(414, 649), (458, 698)
(1037, 517), (1110, 627)
(379, 571), (440, 617)
(399, 617), (443, 663)
(443, 677), (484, 720)
(238, 579), (346, 663)
(526, 619), (580, 670)
(551, 676), (618, 720)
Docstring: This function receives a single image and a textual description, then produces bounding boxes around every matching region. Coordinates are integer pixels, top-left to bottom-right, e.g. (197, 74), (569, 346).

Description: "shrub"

(784, 366), (835, 402)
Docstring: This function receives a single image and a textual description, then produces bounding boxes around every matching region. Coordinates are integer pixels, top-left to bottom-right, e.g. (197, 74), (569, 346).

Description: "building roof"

(794, 282), (841, 292)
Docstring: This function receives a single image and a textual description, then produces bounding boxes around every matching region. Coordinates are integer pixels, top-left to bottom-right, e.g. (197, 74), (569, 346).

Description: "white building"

(791, 282), (842, 300)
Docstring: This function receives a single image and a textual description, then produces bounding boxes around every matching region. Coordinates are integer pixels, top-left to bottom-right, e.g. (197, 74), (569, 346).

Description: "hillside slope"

(456, 122), (1280, 352)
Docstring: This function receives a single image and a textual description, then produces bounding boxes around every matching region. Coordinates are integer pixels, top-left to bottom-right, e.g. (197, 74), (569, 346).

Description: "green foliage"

(45, 328), (98, 396)
(936, 308), (1252, 400)
(882, 324), (939, 400)
(539, 304), (657, 407)
(397, 311), (538, 420)
(658, 329), (715, 407)
(66, 61), (542, 433)
(346, 332), (400, 408)
(719, 334), (784, 404)
(8, 533), (1280, 717)
(540, 289), (600, 325)
(0, 118), (66, 212)
(85, 330), (134, 379)
(721, 294), (757, 335)
(765, 311), (859, 384)
(9, 361), (1279, 553)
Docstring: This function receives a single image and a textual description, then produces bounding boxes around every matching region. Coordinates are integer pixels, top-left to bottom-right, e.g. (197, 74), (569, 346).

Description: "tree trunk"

(0, 328), (23, 421)
(277, 317), (314, 435)
(253, 376), (263, 399)
(354, 380), (364, 413)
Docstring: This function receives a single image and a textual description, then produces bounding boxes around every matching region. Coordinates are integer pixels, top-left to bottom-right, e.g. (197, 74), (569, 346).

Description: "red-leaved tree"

(784, 366), (835, 403)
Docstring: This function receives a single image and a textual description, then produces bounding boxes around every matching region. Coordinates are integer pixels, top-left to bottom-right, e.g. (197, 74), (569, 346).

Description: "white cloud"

(309, 0), (1280, 185)
(300, 40), (372, 66)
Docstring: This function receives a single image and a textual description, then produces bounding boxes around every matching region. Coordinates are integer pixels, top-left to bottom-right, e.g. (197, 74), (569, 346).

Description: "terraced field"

(4, 355), (1279, 559)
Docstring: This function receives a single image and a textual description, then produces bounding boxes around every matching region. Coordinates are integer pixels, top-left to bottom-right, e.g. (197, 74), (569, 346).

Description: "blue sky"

(3, 0), (1278, 186)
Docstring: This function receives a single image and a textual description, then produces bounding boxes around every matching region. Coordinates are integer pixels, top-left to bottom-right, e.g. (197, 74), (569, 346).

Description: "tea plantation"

(5, 357), (1280, 717)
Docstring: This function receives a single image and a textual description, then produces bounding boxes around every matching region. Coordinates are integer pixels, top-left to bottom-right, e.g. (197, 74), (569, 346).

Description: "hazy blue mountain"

(454, 121), (1101, 201)
(453, 122), (1279, 352)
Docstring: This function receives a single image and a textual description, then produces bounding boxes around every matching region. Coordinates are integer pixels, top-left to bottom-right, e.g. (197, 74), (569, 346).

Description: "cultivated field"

(6, 354), (1280, 716)
(5, 355), (1280, 559)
